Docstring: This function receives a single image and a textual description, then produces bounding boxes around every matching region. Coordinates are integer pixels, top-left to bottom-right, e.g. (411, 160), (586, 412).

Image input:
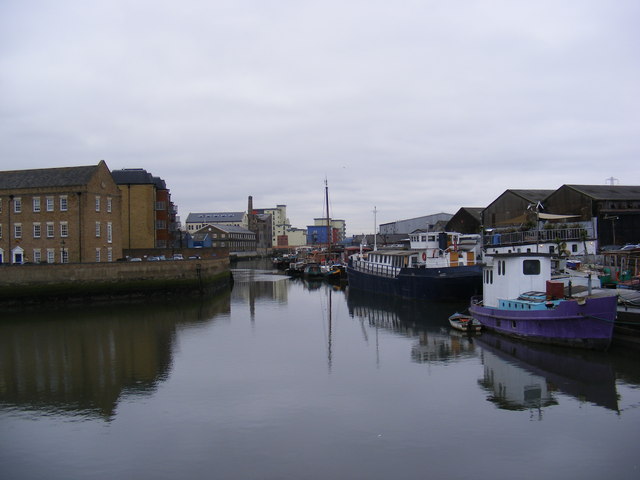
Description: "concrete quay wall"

(0, 258), (231, 304)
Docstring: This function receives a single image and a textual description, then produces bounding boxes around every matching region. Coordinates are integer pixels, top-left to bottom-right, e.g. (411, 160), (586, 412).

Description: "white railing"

(352, 259), (400, 278)
(483, 227), (593, 247)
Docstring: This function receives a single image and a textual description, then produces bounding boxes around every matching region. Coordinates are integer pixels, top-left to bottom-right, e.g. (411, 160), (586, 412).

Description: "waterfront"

(1, 260), (639, 480)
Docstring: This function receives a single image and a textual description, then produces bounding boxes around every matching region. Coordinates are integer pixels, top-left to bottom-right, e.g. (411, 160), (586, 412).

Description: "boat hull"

(346, 263), (482, 301)
(469, 295), (616, 350)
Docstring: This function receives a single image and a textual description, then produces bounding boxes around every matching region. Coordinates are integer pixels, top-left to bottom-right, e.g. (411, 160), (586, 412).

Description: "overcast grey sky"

(1, 0), (638, 234)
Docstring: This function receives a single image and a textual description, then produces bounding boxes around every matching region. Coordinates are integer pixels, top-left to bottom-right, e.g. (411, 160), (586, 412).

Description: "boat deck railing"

(351, 259), (400, 278)
(483, 227), (593, 247)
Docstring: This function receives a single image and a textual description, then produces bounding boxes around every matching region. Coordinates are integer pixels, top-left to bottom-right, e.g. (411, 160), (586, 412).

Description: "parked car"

(147, 256), (161, 261)
(129, 257), (142, 262)
(620, 244), (640, 251)
(173, 254), (184, 260)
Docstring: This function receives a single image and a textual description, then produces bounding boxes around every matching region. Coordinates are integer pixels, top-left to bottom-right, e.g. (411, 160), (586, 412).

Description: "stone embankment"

(0, 258), (231, 305)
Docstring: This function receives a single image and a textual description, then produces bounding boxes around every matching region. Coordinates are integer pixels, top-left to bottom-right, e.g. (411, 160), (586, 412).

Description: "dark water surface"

(1, 260), (639, 480)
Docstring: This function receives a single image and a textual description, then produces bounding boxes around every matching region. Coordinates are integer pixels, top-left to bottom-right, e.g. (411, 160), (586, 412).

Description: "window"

(61, 249), (68, 263)
(572, 244), (578, 253)
(0, 223), (2, 238)
(107, 222), (112, 243)
(95, 196), (100, 212)
(156, 220), (166, 229)
(107, 247), (113, 262)
(14, 197), (21, 213)
(33, 223), (41, 238)
(523, 260), (541, 275)
(95, 221), (101, 237)
(60, 196), (68, 211)
(60, 222), (68, 238)
(33, 249), (41, 263)
(47, 249), (55, 264)
(155, 201), (166, 210)
(95, 248), (101, 262)
(46, 196), (54, 212)
(33, 197), (41, 212)
(106, 197), (112, 213)
(14, 223), (22, 238)
(47, 222), (54, 238)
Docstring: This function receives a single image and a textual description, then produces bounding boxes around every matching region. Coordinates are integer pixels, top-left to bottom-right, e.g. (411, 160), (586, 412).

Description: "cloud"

(1, 0), (639, 234)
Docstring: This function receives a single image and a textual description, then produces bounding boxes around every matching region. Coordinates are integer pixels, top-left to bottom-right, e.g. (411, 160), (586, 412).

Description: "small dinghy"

(448, 313), (482, 333)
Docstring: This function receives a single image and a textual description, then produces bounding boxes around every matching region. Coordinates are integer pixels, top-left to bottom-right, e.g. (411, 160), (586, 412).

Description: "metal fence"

(483, 227), (592, 247)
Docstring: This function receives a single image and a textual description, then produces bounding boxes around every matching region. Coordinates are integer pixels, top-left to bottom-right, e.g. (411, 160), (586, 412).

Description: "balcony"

(483, 226), (593, 247)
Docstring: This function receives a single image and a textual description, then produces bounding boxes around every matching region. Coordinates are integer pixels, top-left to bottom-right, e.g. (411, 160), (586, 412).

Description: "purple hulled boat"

(469, 252), (617, 350)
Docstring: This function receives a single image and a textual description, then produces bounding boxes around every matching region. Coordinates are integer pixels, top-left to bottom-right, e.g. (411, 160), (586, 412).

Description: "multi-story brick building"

(0, 160), (123, 264)
(111, 168), (178, 249)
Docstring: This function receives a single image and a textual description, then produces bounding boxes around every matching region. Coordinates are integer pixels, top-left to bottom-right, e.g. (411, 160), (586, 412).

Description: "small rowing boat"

(448, 312), (482, 333)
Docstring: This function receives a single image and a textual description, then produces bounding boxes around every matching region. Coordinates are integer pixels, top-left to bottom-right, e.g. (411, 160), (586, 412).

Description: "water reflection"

(346, 288), (476, 363)
(0, 292), (230, 420)
(476, 332), (619, 415)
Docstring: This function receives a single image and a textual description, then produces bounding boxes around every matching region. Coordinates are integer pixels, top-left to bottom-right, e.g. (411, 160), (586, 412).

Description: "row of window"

(0, 222), (112, 242)
(0, 195), (112, 213)
(9, 247), (113, 264)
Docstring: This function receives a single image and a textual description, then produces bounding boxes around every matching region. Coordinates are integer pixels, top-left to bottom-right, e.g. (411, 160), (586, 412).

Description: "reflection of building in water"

(231, 269), (291, 320)
(477, 332), (619, 415)
(346, 288), (476, 363)
(0, 293), (230, 420)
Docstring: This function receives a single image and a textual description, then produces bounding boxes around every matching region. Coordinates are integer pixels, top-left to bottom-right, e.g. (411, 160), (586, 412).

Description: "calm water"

(1, 260), (639, 480)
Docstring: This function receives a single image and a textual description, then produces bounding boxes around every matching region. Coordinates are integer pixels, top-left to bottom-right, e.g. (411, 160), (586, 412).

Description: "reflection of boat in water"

(476, 331), (619, 413)
(347, 288), (476, 363)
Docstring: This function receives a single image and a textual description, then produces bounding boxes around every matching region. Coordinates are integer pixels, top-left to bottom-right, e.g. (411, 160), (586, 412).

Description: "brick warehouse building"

(0, 161), (123, 264)
(111, 168), (178, 249)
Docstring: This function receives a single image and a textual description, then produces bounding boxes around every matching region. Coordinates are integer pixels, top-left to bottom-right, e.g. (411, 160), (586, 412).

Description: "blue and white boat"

(346, 231), (482, 301)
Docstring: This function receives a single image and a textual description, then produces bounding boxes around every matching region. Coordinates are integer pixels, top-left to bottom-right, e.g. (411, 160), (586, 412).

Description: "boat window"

(523, 260), (540, 275)
(498, 262), (501, 275)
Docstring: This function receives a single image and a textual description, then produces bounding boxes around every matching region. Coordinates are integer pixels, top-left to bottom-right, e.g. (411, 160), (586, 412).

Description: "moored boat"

(469, 252), (617, 350)
(448, 312), (482, 333)
(346, 231), (482, 301)
(302, 262), (324, 279)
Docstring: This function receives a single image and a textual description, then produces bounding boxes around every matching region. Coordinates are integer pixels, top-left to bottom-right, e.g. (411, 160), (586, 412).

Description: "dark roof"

(152, 176), (167, 189)
(509, 189), (555, 202)
(563, 185), (640, 200)
(111, 168), (155, 185)
(0, 164), (99, 190)
(458, 207), (484, 221)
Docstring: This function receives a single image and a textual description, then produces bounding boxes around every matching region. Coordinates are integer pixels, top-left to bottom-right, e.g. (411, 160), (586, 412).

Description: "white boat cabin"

(408, 231), (480, 268)
(480, 253), (554, 308)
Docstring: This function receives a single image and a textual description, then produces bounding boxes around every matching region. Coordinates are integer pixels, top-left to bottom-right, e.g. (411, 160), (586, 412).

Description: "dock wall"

(0, 258), (231, 305)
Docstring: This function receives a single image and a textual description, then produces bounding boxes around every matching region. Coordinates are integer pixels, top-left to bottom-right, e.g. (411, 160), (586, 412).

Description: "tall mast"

(325, 178), (331, 255)
(373, 206), (378, 251)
